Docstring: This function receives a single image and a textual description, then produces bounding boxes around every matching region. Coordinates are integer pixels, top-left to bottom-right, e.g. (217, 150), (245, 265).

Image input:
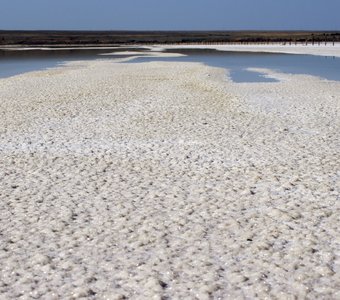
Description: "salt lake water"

(0, 48), (133, 79)
(128, 49), (340, 83)
(0, 48), (339, 83)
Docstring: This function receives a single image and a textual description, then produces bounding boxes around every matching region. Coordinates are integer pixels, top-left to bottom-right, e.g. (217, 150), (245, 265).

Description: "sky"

(0, 0), (339, 31)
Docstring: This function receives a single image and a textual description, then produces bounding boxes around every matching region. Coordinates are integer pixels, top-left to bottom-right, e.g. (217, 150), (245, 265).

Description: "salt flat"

(160, 43), (340, 57)
(0, 49), (339, 299)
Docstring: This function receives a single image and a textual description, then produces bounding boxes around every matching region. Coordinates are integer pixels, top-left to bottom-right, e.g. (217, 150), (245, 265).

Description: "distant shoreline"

(1, 42), (340, 49)
(1, 30), (340, 47)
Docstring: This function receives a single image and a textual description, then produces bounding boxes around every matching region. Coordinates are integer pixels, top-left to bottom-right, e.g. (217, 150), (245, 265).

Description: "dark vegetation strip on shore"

(1, 30), (340, 47)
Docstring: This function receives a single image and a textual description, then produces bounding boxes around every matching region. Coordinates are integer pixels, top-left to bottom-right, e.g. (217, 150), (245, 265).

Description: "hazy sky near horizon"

(1, 0), (339, 31)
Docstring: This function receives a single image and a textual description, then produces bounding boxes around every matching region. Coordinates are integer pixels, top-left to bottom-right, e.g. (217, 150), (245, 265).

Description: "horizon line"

(1, 29), (340, 32)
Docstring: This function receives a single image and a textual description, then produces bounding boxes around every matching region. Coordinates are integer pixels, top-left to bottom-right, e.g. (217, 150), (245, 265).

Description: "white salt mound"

(0, 56), (339, 299)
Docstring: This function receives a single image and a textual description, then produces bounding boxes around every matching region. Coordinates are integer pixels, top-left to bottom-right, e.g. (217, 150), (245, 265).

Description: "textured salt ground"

(0, 59), (340, 299)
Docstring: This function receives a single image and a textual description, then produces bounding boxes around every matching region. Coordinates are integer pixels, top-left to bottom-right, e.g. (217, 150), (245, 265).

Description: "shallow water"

(0, 48), (138, 78)
(128, 49), (340, 83)
(1, 48), (340, 82)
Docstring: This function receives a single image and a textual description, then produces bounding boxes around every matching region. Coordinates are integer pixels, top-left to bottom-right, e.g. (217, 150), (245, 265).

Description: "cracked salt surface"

(0, 56), (340, 299)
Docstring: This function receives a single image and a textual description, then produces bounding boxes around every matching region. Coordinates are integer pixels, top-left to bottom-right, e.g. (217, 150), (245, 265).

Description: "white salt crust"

(159, 43), (340, 57)
(0, 57), (339, 299)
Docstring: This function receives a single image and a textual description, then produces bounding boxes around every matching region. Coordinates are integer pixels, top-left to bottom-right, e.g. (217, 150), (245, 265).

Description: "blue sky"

(0, 0), (339, 30)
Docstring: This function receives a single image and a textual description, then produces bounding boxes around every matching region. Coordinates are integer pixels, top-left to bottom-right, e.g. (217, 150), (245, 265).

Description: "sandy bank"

(0, 58), (339, 299)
